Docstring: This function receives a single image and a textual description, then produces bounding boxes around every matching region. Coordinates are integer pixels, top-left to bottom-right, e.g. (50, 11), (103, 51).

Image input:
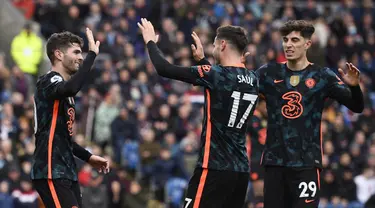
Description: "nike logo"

(305, 199), (315, 203)
(274, 79), (284, 83)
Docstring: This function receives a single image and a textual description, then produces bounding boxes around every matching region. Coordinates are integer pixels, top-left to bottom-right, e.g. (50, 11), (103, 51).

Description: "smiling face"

(60, 43), (83, 75)
(282, 31), (312, 61)
(46, 31), (84, 74)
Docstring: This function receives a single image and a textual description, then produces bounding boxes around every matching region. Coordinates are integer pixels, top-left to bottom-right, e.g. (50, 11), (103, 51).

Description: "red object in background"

(78, 170), (91, 186)
(12, 0), (35, 20)
(277, 52), (287, 63)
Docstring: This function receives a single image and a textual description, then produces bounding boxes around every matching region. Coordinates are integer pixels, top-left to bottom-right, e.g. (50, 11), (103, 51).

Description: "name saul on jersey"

(237, 75), (254, 86)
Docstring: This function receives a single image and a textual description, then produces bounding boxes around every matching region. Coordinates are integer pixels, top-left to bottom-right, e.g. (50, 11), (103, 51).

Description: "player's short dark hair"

(46, 31), (84, 65)
(216, 25), (248, 54)
(279, 20), (315, 39)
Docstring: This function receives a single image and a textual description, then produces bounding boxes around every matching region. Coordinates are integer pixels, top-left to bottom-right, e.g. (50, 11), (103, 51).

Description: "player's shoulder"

(37, 71), (63, 87)
(210, 64), (225, 72)
(311, 64), (336, 77)
(256, 62), (283, 73)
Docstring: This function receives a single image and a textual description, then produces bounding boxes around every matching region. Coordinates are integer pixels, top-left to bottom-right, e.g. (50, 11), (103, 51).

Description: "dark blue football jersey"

(189, 64), (259, 173)
(256, 63), (363, 169)
(32, 71), (82, 181)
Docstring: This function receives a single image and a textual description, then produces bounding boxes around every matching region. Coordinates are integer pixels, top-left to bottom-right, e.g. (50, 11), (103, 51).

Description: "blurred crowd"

(1, 0), (375, 207)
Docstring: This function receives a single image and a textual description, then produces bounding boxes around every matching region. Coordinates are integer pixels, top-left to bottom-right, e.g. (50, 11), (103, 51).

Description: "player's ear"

(305, 39), (312, 50)
(54, 50), (63, 61)
(221, 39), (226, 51)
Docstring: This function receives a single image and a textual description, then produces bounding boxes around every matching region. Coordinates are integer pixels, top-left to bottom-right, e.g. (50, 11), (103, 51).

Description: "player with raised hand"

(191, 20), (364, 208)
(256, 20), (363, 208)
(138, 18), (258, 208)
(32, 28), (109, 208)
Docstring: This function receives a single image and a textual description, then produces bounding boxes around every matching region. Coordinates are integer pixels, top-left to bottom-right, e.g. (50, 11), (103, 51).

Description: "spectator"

(11, 175), (38, 208)
(0, 180), (13, 208)
(123, 181), (148, 208)
(93, 84), (121, 148)
(139, 128), (161, 181)
(82, 171), (108, 208)
(111, 106), (139, 164)
(354, 166), (375, 204)
(10, 23), (43, 86)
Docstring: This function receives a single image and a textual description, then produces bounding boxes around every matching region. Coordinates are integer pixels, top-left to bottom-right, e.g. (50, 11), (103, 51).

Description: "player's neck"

(287, 56), (310, 71)
(220, 55), (245, 68)
(51, 65), (71, 81)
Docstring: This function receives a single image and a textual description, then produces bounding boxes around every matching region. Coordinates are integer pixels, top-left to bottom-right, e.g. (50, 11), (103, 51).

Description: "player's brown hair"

(279, 20), (315, 39)
(46, 31), (84, 65)
(216, 25), (248, 54)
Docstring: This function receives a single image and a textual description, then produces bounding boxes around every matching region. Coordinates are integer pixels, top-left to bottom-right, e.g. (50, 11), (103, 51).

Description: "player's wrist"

(87, 50), (98, 56)
(348, 84), (360, 88)
(197, 56), (205, 61)
(146, 40), (155, 45)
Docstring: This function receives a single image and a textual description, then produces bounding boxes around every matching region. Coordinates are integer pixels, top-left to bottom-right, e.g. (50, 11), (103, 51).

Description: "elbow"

(354, 105), (364, 113)
(154, 65), (171, 78)
(350, 103), (364, 113)
(155, 68), (166, 77)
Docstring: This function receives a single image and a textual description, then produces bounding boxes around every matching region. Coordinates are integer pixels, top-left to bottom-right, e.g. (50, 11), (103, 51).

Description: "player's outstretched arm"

(53, 28), (100, 97)
(327, 63), (364, 113)
(138, 18), (198, 84)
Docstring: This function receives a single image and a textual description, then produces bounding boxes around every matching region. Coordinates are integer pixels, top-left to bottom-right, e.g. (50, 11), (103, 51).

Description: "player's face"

(61, 43), (83, 74)
(282, 31), (311, 61)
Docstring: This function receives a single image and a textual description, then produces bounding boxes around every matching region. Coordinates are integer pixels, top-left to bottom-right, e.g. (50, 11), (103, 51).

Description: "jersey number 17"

(227, 91), (258, 129)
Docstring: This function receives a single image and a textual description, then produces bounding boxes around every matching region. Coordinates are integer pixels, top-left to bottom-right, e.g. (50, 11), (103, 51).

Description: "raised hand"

(191, 31), (205, 61)
(86, 27), (100, 55)
(137, 18), (159, 44)
(338, 62), (361, 86)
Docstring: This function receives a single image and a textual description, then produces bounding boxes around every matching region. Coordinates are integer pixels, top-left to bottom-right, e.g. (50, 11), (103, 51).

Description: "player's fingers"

(147, 20), (154, 29)
(96, 41), (100, 48)
(348, 64), (357, 75)
(347, 63), (358, 76)
(155, 35), (159, 42)
(338, 68), (345, 77)
(86, 28), (94, 41)
(144, 18), (152, 29)
(192, 31), (200, 41)
(349, 63), (360, 73)
(191, 44), (196, 51)
(191, 32), (202, 45)
(105, 161), (110, 173)
(141, 18), (147, 28)
(85, 27), (89, 36)
(345, 62), (351, 70)
(137, 22), (145, 31)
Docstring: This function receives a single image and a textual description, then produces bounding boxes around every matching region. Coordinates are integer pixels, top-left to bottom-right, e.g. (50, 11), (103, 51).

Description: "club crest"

(305, 78), (316, 88)
(290, 75), (300, 86)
